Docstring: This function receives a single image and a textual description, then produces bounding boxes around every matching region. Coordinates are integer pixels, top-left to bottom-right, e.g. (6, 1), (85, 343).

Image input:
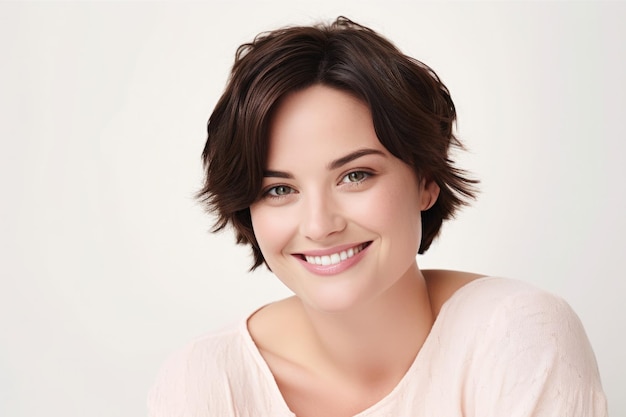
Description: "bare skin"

(247, 269), (483, 417)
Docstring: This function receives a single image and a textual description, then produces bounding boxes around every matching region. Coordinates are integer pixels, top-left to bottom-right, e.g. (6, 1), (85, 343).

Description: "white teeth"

(304, 244), (365, 266)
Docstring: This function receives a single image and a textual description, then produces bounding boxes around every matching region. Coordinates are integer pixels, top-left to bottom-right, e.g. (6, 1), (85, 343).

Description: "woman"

(149, 17), (607, 416)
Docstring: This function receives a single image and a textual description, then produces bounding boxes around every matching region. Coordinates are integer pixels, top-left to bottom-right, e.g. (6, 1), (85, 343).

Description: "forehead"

(266, 85), (385, 166)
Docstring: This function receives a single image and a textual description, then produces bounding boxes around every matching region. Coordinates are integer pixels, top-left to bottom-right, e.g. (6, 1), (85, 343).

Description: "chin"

(297, 284), (376, 314)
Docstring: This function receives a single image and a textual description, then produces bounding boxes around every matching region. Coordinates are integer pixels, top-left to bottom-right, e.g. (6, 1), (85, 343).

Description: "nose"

(300, 191), (346, 242)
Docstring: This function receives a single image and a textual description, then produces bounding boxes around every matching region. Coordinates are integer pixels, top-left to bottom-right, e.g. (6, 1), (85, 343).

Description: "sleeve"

(146, 341), (238, 417)
(468, 290), (608, 417)
(147, 344), (195, 417)
(147, 330), (270, 417)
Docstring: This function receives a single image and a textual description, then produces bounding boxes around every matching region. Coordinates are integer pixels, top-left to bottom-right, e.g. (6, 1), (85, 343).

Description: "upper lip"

(294, 241), (371, 257)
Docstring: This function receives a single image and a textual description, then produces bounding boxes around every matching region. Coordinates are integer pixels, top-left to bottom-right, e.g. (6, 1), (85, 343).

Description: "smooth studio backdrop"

(1, 1), (624, 416)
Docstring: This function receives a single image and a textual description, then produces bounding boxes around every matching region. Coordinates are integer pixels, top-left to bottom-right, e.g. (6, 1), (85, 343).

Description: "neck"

(298, 263), (434, 384)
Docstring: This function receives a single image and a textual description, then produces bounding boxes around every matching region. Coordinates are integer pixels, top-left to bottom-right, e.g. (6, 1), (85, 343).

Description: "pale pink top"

(147, 277), (608, 416)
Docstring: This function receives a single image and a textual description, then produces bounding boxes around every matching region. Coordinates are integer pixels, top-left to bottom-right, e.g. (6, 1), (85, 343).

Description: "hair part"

(197, 16), (478, 270)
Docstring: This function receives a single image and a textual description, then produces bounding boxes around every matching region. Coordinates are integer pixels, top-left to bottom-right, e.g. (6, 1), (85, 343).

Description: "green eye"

(343, 171), (370, 183)
(267, 185), (294, 197)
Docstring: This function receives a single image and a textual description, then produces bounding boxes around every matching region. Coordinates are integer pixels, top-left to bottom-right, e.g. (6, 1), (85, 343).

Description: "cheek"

(249, 206), (271, 248)
(250, 205), (292, 256)
(358, 181), (422, 226)
(353, 180), (423, 249)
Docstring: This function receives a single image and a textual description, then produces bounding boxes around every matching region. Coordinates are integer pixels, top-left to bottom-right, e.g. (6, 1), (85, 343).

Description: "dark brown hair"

(198, 16), (477, 270)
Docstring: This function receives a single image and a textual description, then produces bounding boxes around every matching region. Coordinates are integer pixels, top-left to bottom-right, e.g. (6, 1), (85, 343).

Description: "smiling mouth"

(299, 242), (371, 266)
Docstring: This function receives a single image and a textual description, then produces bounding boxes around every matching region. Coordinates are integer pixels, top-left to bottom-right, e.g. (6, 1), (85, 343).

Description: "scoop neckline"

(239, 276), (496, 416)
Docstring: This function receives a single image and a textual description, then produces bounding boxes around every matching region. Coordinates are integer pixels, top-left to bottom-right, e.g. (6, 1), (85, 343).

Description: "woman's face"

(250, 85), (438, 312)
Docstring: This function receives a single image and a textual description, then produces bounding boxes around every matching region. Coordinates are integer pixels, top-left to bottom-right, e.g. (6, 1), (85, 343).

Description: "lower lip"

(294, 244), (370, 276)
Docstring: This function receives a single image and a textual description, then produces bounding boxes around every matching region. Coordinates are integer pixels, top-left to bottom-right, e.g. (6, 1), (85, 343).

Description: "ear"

(420, 179), (440, 211)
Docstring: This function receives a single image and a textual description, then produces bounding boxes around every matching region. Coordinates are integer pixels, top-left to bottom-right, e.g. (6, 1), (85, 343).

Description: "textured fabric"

(147, 277), (608, 416)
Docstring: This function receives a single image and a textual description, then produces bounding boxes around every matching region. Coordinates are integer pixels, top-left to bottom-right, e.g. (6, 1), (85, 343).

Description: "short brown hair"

(197, 17), (477, 270)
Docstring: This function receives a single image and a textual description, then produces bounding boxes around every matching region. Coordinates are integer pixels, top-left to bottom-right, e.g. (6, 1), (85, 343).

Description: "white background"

(1, 1), (624, 416)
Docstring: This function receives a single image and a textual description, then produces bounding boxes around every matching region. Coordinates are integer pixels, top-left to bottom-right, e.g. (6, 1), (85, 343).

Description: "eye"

(340, 170), (371, 184)
(264, 185), (295, 198)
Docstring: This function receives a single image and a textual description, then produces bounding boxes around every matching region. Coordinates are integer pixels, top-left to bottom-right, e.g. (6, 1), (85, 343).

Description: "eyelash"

(339, 170), (372, 184)
(263, 185), (296, 199)
(261, 170), (374, 200)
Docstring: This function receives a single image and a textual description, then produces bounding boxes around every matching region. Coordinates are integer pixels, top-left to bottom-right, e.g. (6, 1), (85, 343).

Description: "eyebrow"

(263, 148), (386, 179)
(263, 170), (294, 179)
(327, 148), (386, 170)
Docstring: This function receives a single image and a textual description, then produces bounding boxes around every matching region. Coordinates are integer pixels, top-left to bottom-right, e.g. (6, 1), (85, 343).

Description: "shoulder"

(449, 276), (591, 346)
(147, 321), (253, 417)
(436, 276), (608, 416)
(440, 275), (597, 360)
(426, 275), (569, 357)
(433, 274), (574, 324)
(158, 320), (248, 376)
(424, 270), (561, 321)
